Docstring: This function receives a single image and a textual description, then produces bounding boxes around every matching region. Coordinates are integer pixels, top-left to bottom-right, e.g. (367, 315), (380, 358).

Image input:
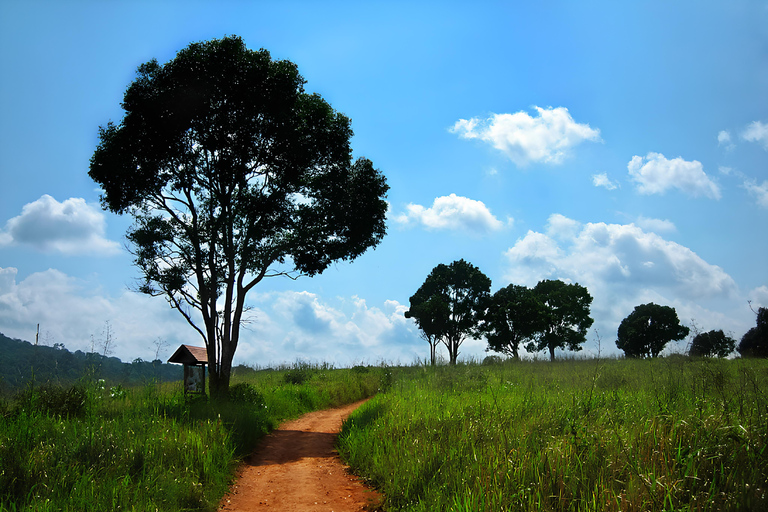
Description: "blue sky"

(1, 1), (766, 365)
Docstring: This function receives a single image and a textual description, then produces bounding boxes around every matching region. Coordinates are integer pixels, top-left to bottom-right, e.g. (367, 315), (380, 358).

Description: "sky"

(1, 1), (767, 366)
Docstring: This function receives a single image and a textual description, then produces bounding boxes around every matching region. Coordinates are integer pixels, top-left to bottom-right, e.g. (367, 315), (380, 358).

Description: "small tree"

(616, 303), (689, 358)
(405, 295), (449, 366)
(525, 279), (594, 361)
(737, 307), (768, 358)
(482, 284), (544, 359)
(689, 329), (736, 358)
(89, 36), (388, 398)
(405, 260), (491, 365)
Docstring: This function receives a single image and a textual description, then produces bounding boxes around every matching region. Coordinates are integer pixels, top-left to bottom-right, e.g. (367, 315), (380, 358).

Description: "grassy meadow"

(3, 356), (766, 511)
(0, 364), (388, 511)
(338, 357), (768, 511)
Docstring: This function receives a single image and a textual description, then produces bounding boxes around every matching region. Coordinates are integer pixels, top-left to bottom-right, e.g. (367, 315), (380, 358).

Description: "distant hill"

(0, 332), (181, 394)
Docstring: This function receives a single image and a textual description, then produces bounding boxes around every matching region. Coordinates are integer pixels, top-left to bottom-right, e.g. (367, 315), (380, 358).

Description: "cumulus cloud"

(628, 153), (721, 199)
(450, 106), (601, 167)
(502, 214), (747, 354)
(742, 121), (768, 149)
(228, 291), (422, 365)
(749, 286), (768, 309)
(394, 194), (508, 234)
(743, 179), (768, 208)
(592, 173), (618, 190)
(635, 216), (676, 233)
(0, 267), (190, 361)
(718, 130), (735, 150)
(0, 266), (423, 366)
(0, 195), (120, 255)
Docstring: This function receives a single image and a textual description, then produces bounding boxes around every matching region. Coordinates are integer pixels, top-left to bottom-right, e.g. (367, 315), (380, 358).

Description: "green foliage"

(338, 358), (768, 511)
(88, 35), (389, 398)
(482, 284), (544, 359)
(526, 279), (594, 361)
(738, 307), (768, 358)
(12, 383), (88, 418)
(689, 329), (736, 358)
(617, 303), (690, 358)
(405, 259), (491, 364)
(0, 365), (386, 511)
(0, 332), (181, 394)
(227, 383), (265, 408)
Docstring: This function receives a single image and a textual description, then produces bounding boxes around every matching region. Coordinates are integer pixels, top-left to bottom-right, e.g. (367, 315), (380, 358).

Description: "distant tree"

(737, 307), (768, 358)
(405, 295), (449, 365)
(482, 284), (545, 359)
(524, 280), (594, 361)
(89, 36), (388, 398)
(689, 329), (735, 358)
(405, 260), (491, 365)
(616, 303), (690, 358)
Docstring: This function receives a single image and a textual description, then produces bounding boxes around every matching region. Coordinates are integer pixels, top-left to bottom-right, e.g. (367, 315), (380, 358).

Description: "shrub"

(228, 383), (266, 408)
(13, 383), (88, 418)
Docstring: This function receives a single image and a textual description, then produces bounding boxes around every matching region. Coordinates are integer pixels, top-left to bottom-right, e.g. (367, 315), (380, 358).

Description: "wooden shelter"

(168, 344), (208, 395)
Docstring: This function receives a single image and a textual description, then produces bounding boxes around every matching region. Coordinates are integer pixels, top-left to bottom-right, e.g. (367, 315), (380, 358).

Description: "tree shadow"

(247, 429), (339, 466)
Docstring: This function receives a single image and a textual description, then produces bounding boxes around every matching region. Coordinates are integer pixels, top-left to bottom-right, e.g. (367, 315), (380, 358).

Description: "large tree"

(405, 260), (491, 365)
(689, 329), (735, 358)
(89, 36), (388, 398)
(737, 307), (768, 358)
(616, 303), (689, 358)
(525, 279), (594, 361)
(482, 284), (544, 359)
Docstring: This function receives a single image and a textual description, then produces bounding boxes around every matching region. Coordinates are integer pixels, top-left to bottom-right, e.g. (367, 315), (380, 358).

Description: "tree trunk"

(549, 345), (556, 361)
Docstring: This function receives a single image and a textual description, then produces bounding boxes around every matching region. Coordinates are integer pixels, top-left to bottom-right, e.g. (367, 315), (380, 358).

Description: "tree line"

(0, 332), (181, 393)
(405, 259), (767, 364)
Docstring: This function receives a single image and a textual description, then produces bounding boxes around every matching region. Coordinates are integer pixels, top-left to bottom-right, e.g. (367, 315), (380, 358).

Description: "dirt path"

(218, 400), (381, 512)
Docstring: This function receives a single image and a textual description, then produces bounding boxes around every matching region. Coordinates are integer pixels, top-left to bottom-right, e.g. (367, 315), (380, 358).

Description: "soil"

(218, 400), (382, 512)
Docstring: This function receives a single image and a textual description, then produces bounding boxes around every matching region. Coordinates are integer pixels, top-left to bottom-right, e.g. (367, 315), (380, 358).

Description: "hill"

(0, 332), (181, 394)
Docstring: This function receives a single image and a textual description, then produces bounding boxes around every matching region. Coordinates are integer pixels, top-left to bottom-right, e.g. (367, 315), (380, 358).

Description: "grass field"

(338, 357), (768, 511)
(0, 364), (388, 512)
(3, 357), (766, 511)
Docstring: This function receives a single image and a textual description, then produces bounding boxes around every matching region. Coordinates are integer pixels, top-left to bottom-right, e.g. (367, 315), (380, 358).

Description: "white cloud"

(394, 194), (507, 234)
(0, 195), (120, 255)
(743, 179), (768, 208)
(0, 267), (190, 361)
(592, 172), (618, 190)
(628, 153), (721, 199)
(749, 286), (768, 309)
(741, 121), (768, 149)
(546, 213), (582, 240)
(227, 291), (422, 365)
(502, 216), (748, 354)
(718, 130), (735, 150)
(0, 266), (424, 366)
(450, 106), (601, 167)
(635, 216), (676, 233)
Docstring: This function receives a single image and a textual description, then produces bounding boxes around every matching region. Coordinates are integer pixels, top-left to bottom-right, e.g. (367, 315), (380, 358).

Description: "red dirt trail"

(218, 400), (381, 512)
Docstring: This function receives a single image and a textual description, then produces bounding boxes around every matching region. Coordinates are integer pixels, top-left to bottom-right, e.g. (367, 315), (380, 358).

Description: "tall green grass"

(338, 357), (768, 511)
(0, 363), (389, 511)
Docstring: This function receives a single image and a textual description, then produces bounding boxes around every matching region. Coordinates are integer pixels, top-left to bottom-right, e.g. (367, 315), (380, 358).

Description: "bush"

(228, 383), (266, 408)
(14, 383), (88, 418)
(284, 367), (313, 385)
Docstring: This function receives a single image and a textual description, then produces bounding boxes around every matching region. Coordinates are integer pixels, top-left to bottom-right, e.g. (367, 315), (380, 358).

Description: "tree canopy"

(524, 280), (594, 361)
(689, 329), (735, 358)
(405, 260), (491, 365)
(88, 36), (388, 397)
(737, 307), (768, 358)
(616, 303), (689, 358)
(481, 284), (544, 359)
